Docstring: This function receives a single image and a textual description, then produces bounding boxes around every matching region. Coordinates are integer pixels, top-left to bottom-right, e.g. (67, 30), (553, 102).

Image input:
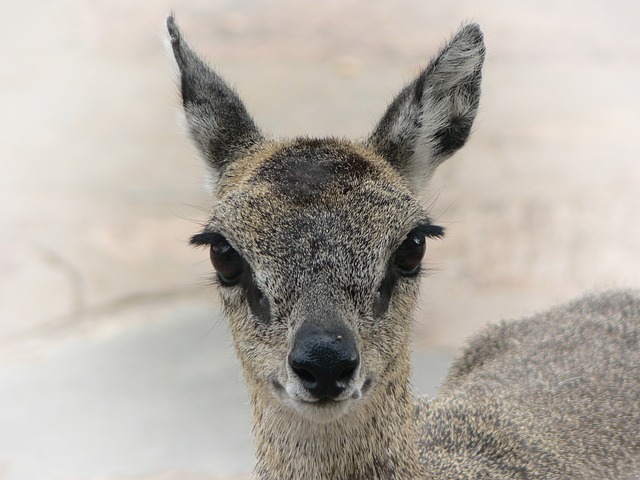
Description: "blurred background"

(1, 0), (638, 478)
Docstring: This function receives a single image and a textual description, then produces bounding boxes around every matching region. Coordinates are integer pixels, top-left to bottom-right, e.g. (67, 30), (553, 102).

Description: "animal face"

(168, 16), (484, 422)
(191, 138), (443, 421)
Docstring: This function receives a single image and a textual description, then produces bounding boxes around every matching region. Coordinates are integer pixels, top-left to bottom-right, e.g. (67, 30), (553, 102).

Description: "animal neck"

(251, 359), (422, 479)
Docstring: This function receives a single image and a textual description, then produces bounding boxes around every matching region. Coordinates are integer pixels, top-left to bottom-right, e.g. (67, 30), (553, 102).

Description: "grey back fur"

(168, 15), (640, 479)
(419, 290), (640, 479)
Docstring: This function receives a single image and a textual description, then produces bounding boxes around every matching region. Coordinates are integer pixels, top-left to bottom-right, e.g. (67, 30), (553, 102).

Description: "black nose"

(289, 321), (359, 400)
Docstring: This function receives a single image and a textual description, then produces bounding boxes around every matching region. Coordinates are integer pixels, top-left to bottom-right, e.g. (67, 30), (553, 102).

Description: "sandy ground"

(1, 0), (639, 478)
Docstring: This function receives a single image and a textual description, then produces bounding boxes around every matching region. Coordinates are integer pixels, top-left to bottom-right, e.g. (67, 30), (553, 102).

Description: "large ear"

(367, 24), (485, 194)
(166, 16), (263, 180)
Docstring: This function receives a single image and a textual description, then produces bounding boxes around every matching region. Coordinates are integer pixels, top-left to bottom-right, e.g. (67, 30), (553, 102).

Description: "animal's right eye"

(209, 237), (244, 286)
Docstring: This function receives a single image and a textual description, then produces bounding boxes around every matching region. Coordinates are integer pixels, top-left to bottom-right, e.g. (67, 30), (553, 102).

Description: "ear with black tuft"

(367, 24), (485, 195)
(167, 16), (263, 181)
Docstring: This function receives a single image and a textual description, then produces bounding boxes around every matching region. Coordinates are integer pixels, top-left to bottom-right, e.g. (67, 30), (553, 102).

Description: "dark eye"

(209, 237), (244, 285)
(393, 232), (426, 276)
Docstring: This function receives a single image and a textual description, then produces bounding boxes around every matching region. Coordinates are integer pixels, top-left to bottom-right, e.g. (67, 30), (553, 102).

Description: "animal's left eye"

(393, 232), (426, 276)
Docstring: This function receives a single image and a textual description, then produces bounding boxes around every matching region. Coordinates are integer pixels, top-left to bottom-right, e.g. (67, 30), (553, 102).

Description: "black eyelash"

(412, 223), (445, 239)
(190, 231), (226, 246)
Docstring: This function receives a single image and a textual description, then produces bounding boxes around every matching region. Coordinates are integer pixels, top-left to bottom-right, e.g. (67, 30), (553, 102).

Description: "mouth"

(270, 376), (373, 420)
(299, 396), (348, 407)
(314, 398), (338, 406)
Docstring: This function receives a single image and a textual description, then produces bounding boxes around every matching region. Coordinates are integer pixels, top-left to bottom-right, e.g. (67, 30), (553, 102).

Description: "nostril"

(336, 365), (356, 384)
(289, 355), (319, 389)
(293, 365), (317, 385)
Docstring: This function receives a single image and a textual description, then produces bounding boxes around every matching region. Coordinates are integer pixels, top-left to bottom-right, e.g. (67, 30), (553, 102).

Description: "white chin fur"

(286, 396), (355, 423)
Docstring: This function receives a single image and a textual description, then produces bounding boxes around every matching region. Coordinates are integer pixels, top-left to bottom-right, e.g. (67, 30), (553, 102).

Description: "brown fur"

(420, 290), (640, 479)
(167, 16), (640, 479)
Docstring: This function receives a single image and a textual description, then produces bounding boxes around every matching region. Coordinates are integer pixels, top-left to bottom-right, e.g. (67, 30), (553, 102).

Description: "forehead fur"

(201, 139), (436, 292)
(213, 137), (425, 227)
(253, 138), (383, 202)
(218, 138), (400, 193)
(204, 138), (431, 281)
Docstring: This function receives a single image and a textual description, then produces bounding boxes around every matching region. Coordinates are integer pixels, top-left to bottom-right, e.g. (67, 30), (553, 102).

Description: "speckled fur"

(418, 290), (640, 479)
(167, 16), (640, 479)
